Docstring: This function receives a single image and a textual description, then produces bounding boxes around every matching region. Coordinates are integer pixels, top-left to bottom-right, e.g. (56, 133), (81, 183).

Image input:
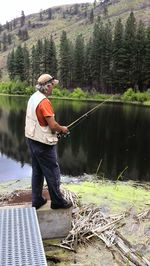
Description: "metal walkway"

(0, 207), (47, 266)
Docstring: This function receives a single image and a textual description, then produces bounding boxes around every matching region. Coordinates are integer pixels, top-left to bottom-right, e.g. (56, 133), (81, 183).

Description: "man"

(25, 73), (72, 210)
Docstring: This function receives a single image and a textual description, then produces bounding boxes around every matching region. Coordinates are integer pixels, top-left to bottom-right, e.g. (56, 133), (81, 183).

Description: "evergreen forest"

(6, 12), (150, 93)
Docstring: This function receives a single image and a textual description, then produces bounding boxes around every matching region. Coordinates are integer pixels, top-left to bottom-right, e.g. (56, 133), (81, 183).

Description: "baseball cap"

(37, 74), (59, 85)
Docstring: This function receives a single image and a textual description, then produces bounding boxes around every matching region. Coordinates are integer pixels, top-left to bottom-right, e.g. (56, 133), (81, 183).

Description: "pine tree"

(7, 49), (15, 80)
(59, 31), (72, 88)
(6, 21), (10, 31)
(9, 22), (12, 31)
(47, 8), (52, 20)
(91, 19), (104, 90)
(14, 45), (25, 81)
(36, 39), (43, 73)
(22, 29), (29, 41)
(112, 18), (125, 92)
(18, 29), (29, 41)
(135, 20), (146, 91)
(7, 46), (27, 82)
(18, 29), (22, 39)
(102, 21), (112, 92)
(123, 12), (137, 88)
(89, 9), (94, 24)
(39, 10), (43, 21)
(2, 32), (7, 51)
(31, 45), (37, 85)
(31, 40), (43, 84)
(68, 40), (74, 88)
(0, 69), (2, 80)
(0, 24), (2, 34)
(74, 4), (79, 15)
(84, 38), (93, 89)
(20, 10), (25, 27)
(23, 45), (30, 84)
(49, 36), (57, 76)
(13, 18), (17, 29)
(7, 33), (12, 45)
(74, 34), (85, 87)
(93, 0), (97, 9)
(43, 38), (50, 73)
(144, 26), (150, 89)
(28, 20), (31, 28)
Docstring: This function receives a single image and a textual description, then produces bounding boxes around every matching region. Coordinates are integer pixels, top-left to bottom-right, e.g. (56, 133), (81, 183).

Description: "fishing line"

(58, 96), (113, 139)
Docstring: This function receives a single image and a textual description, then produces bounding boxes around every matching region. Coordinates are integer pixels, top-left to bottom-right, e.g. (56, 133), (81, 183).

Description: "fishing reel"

(57, 131), (70, 139)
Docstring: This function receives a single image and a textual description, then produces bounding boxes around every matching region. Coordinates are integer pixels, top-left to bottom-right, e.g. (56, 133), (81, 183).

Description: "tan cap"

(37, 74), (59, 85)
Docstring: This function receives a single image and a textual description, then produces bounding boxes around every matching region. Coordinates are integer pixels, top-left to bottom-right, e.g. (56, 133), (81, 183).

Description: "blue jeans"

(27, 138), (65, 205)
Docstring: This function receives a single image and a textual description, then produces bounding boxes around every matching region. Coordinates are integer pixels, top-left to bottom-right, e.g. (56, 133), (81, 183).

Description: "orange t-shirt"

(36, 98), (54, 126)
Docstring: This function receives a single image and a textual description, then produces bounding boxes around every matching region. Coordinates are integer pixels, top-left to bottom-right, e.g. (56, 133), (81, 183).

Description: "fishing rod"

(57, 96), (113, 139)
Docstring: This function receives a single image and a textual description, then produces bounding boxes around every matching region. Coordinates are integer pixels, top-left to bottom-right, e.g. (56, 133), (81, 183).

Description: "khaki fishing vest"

(25, 90), (58, 145)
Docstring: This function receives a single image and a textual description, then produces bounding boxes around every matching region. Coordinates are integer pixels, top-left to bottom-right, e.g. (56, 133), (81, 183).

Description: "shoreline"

(0, 179), (150, 212)
(1, 92), (150, 107)
(0, 179), (150, 265)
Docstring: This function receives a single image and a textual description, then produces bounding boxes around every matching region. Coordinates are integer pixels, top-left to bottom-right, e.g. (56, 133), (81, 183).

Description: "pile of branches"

(60, 204), (150, 266)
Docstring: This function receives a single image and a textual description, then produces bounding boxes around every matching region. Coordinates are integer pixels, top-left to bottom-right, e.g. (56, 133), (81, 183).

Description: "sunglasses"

(47, 82), (54, 87)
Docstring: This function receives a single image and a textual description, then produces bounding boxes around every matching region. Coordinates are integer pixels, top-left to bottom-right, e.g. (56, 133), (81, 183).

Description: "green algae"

(63, 181), (150, 212)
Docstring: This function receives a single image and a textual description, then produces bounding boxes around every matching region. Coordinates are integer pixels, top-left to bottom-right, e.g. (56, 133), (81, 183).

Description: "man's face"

(47, 83), (54, 95)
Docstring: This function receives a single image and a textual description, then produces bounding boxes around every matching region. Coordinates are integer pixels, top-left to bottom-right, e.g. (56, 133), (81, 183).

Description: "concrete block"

(37, 200), (72, 239)
(0, 190), (72, 240)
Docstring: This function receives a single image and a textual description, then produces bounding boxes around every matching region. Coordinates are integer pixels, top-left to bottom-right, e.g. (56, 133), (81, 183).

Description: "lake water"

(0, 95), (150, 182)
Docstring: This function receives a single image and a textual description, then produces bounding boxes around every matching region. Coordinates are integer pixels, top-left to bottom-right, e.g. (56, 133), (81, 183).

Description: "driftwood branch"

(59, 204), (150, 266)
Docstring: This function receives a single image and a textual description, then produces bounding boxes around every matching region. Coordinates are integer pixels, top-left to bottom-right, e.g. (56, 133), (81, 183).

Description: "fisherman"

(25, 73), (73, 210)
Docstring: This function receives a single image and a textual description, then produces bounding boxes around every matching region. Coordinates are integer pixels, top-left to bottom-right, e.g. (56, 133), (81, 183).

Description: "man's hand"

(61, 126), (68, 134)
(57, 126), (70, 139)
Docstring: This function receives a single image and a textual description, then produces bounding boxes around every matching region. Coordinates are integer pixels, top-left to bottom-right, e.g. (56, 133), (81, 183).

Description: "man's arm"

(45, 116), (68, 134)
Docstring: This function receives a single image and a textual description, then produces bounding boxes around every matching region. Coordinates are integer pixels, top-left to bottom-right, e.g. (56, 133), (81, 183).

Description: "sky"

(0, 0), (92, 24)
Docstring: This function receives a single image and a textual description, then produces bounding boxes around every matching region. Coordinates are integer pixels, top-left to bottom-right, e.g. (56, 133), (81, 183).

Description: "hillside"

(0, 0), (150, 79)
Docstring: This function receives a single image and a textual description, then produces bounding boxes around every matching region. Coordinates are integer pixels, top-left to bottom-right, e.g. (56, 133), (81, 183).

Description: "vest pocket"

(45, 135), (58, 144)
(25, 117), (36, 137)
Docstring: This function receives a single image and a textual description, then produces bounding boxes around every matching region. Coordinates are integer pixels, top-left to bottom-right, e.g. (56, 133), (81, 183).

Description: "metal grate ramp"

(0, 207), (47, 266)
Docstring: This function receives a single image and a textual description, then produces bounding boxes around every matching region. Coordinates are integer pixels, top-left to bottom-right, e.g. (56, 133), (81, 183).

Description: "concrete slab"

(37, 200), (72, 239)
(0, 189), (72, 239)
(0, 200), (72, 239)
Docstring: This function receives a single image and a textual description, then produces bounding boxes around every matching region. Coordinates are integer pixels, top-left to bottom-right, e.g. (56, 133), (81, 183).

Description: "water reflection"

(0, 153), (31, 181)
(0, 95), (150, 181)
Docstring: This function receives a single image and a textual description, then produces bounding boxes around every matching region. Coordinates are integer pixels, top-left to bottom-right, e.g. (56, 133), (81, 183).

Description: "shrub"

(92, 93), (109, 100)
(136, 92), (147, 103)
(25, 86), (34, 95)
(122, 88), (137, 102)
(10, 81), (27, 94)
(70, 87), (87, 99)
(0, 80), (29, 95)
(52, 87), (63, 97)
(61, 88), (70, 97)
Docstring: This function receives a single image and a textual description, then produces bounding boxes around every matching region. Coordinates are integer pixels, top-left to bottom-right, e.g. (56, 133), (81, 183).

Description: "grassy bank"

(1, 81), (150, 106)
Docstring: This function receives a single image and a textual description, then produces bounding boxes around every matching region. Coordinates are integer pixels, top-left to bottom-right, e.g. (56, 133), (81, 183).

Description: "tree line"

(7, 12), (150, 93)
